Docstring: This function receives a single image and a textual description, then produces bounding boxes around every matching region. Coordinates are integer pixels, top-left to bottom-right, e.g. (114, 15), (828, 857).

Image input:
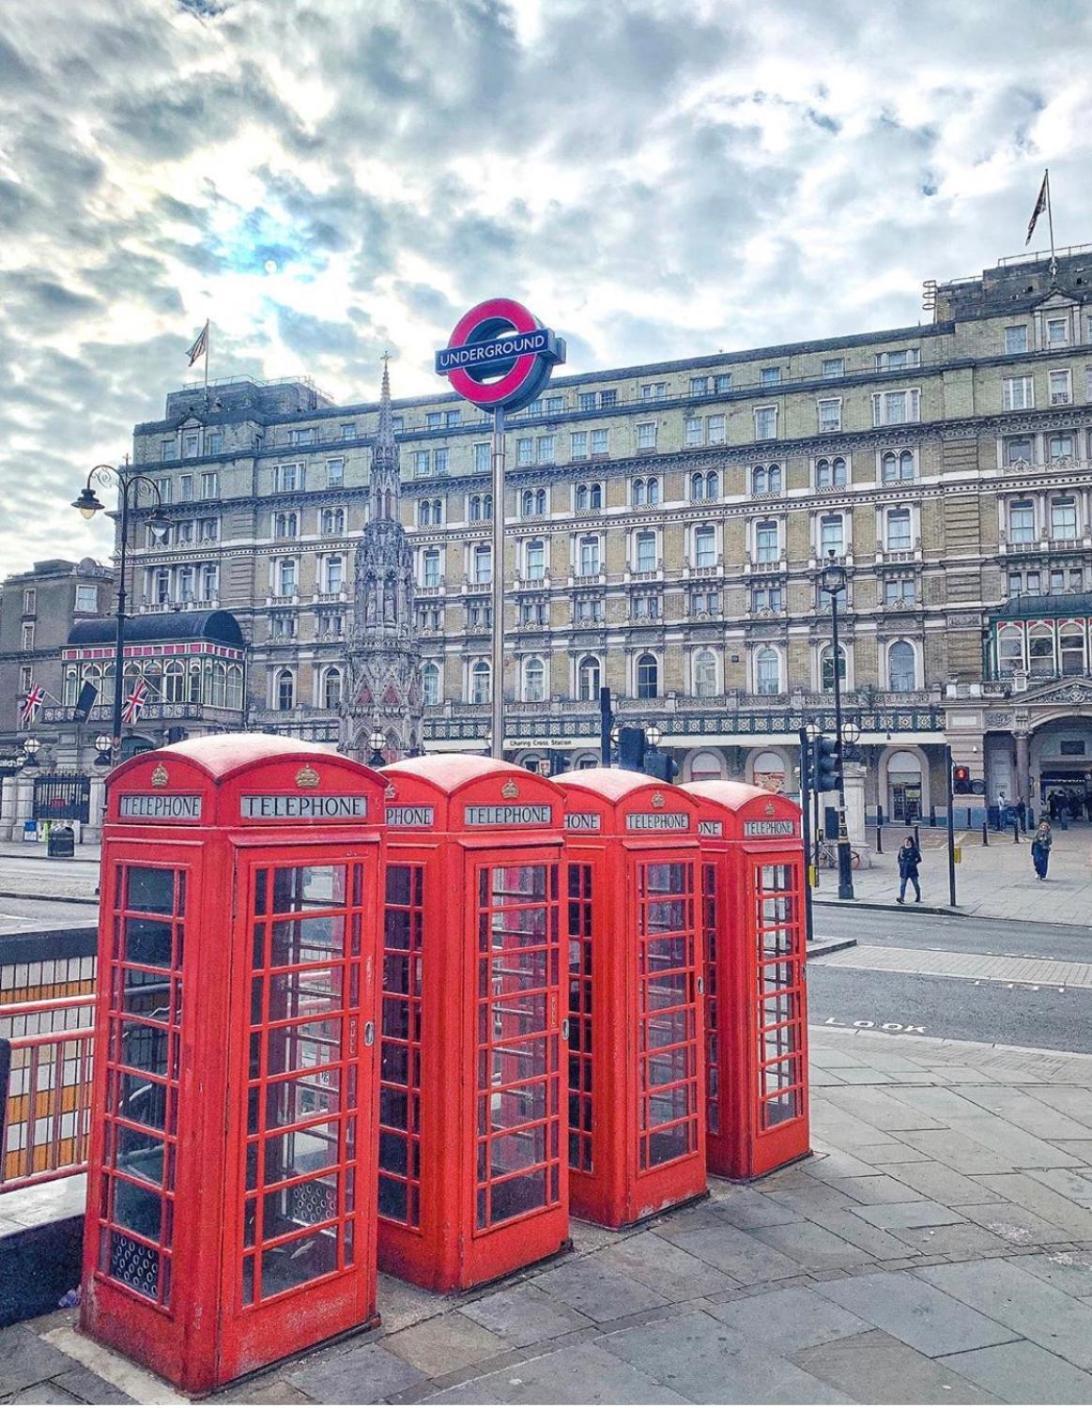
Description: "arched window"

(322, 508), (346, 534)
(63, 666), (78, 707)
(577, 655), (600, 701)
(693, 648), (717, 697)
(575, 484), (589, 511)
(705, 470), (719, 500)
(418, 499), (433, 527)
(694, 525), (716, 567)
(470, 660), (491, 704)
(632, 477), (646, 506)
(752, 465), (767, 495)
(422, 661), (440, 706)
(323, 667), (342, 710)
(755, 647), (780, 695)
(996, 626), (1025, 676)
(325, 554), (344, 593)
(882, 449), (915, 483)
(768, 463), (782, 494)
(820, 644), (847, 691)
(689, 750), (724, 782)
(887, 640), (915, 691)
(647, 477), (660, 505)
(690, 471), (706, 502)
(752, 750), (786, 791)
(636, 653), (658, 699)
(482, 493), (493, 519)
(816, 455), (847, 489)
(163, 660), (185, 704)
(226, 665), (244, 710)
(1060, 624), (1086, 676)
(1028, 624), (1056, 677)
(589, 483), (602, 510)
(210, 661), (227, 708)
(276, 668), (295, 711)
(101, 663), (115, 706)
(524, 657), (546, 702)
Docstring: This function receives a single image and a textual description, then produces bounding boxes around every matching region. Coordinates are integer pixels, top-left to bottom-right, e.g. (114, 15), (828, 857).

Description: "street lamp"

(94, 734), (114, 767)
(367, 729), (387, 768)
(72, 463), (168, 759)
(645, 723), (662, 749)
(21, 737), (41, 770)
(819, 550), (854, 900)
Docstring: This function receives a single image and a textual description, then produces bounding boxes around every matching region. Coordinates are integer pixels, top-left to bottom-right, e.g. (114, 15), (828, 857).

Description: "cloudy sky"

(3, 0), (1091, 576)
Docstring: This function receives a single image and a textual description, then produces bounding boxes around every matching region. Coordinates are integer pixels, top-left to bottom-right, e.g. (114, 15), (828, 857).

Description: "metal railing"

(0, 995), (95, 1193)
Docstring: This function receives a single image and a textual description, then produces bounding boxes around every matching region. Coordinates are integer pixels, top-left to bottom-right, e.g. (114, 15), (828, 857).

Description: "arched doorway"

(1030, 715), (1092, 820)
(686, 749), (726, 782)
(885, 749), (924, 822)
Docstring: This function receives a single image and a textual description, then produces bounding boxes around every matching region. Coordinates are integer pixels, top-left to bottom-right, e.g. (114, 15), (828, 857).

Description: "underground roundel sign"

(435, 298), (566, 414)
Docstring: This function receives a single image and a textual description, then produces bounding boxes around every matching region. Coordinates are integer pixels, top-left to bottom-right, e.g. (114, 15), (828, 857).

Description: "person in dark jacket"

(1031, 820), (1053, 880)
(896, 834), (922, 903)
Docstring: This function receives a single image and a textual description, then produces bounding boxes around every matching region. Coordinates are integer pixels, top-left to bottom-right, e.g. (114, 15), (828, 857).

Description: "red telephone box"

(81, 735), (386, 1395)
(684, 782), (810, 1180)
(553, 769), (706, 1228)
(377, 756), (569, 1292)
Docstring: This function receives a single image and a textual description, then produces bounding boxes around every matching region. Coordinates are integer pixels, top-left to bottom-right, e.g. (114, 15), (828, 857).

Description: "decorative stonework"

(340, 359), (423, 762)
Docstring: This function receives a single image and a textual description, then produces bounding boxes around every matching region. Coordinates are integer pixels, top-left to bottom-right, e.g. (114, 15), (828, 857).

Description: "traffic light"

(814, 736), (841, 793)
(617, 725), (646, 771)
(953, 764), (971, 795)
(644, 750), (679, 782)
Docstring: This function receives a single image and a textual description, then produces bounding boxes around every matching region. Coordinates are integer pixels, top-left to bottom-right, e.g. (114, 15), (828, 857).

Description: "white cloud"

(2, 0), (1091, 574)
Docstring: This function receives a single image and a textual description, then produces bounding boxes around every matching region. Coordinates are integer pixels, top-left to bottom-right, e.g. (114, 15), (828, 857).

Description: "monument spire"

(341, 355), (423, 761)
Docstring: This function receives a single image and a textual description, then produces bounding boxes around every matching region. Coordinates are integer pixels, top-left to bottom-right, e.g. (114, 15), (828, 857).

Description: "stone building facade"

(8, 243), (1092, 825)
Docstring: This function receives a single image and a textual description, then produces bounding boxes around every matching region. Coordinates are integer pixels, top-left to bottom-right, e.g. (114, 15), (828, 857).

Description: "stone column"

(1015, 732), (1031, 810)
(13, 774), (36, 844)
(842, 760), (871, 864)
(0, 774), (16, 841)
(84, 777), (108, 844)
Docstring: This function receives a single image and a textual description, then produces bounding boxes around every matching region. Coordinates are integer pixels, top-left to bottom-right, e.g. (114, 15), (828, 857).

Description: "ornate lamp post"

(72, 464), (168, 761)
(20, 737), (41, 770)
(820, 550), (854, 900)
(367, 728), (387, 768)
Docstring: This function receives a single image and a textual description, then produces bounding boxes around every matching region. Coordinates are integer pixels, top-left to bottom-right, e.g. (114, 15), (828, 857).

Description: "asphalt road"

(0, 893), (98, 935)
(813, 903), (1091, 963)
(810, 903), (1092, 1055)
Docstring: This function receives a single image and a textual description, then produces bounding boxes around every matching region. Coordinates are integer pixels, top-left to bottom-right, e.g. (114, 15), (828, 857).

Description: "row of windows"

(403, 638), (922, 709)
(63, 659), (245, 710)
(1007, 566), (1089, 599)
(1006, 494), (1087, 544)
(995, 620), (1092, 679)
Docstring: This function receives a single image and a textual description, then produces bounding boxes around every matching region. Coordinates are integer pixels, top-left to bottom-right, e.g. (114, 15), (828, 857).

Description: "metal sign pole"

(490, 406), (506, 759)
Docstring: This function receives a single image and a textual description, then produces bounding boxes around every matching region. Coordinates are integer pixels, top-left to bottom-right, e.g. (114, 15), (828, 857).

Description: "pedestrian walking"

(896, 833), (922, 904)
(1031, 820), (1053, 881)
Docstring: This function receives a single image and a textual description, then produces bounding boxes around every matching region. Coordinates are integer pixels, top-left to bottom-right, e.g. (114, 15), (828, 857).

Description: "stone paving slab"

(5, 1026), (1092, 1404)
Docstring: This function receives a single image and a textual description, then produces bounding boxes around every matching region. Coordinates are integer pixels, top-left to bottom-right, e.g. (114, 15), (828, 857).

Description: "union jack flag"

(19, 685), (44, 726)
(122, 679), (148, 725)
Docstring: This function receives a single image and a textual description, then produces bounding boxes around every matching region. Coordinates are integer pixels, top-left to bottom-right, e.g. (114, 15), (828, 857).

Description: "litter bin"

(47, 824), (75, 858)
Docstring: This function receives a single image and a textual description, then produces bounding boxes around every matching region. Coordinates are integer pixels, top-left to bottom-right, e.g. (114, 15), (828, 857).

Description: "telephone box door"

(218, 844), (379, 1382)
(745, 852), (808, 1177)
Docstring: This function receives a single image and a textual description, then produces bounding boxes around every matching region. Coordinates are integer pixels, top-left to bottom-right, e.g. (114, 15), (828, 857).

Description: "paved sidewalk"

(6, 1028), (1092, 1404)
(817, 822), (1092, 925)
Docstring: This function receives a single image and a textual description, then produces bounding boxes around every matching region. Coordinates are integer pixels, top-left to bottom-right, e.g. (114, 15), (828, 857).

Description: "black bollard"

(982, 820), (988, 846)
(1013, 820), (1020, 844)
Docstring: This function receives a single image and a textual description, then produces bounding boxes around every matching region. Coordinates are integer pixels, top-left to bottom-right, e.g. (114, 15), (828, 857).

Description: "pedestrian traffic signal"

(952, 765), (971, 794)
(814, 736), (841, 792)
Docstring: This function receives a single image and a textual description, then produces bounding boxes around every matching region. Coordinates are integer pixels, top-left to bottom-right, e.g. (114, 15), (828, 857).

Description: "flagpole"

(204, 320), (211, 409)
(1045, 170), (1057, 283)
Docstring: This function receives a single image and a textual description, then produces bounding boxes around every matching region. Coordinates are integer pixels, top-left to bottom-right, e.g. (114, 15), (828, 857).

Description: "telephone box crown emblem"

(150, 763), (169, 789)
(385, 783), (397, 801)
(501, 779), (519, 799)
(295, 764), (321, 788)
(764, 801), (776, 816)
(651, 791), (665, 808)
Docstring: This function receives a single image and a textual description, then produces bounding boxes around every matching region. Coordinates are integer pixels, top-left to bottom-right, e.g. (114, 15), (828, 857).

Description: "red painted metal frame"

(378, 756), (569, 1292)
(80, 736), (385, 1396)
(684, 782), (810, 1180)
(554, 769), (707, 1229)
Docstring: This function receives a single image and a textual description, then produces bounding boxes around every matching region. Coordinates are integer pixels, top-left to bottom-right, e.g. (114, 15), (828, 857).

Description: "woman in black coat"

(896, 834), (922, 904)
